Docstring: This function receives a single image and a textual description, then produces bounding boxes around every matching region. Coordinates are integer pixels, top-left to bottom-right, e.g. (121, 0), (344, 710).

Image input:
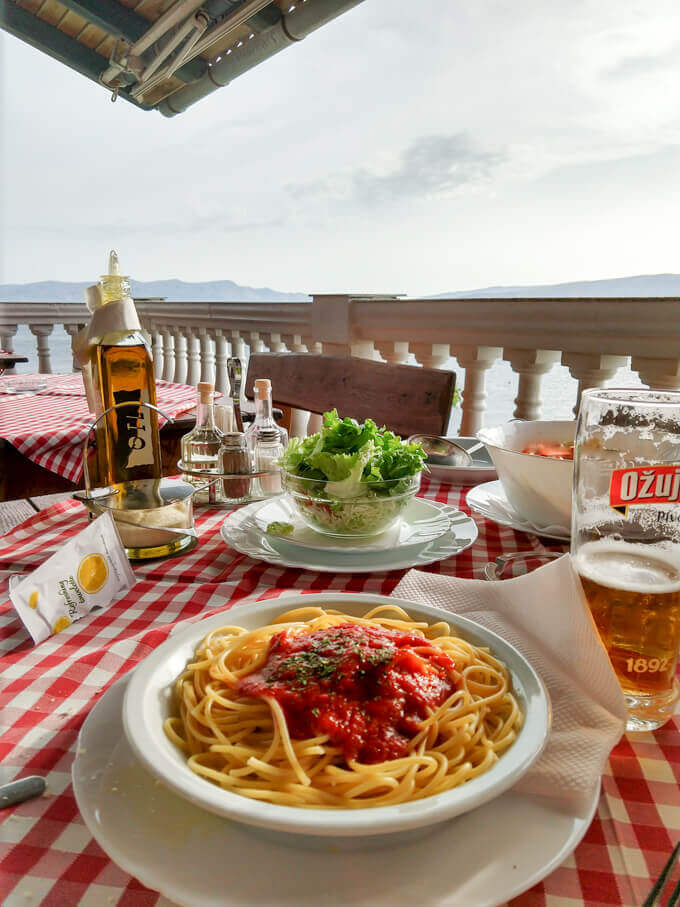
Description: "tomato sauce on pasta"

(238, 623), (457, 763)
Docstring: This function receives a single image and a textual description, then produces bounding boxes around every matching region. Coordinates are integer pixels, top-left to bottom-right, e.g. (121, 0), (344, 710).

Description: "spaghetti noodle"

(164, 605), (522, 809)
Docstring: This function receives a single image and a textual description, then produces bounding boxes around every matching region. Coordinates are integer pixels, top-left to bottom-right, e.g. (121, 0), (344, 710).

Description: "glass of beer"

(573, 389), (680, 731)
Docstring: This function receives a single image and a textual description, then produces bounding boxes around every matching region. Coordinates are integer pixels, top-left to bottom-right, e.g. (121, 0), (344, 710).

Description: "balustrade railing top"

(2, 294), (680, 434)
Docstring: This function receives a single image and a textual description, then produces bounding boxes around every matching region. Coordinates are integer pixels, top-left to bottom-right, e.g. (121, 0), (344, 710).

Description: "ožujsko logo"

(610, 465), (680, 515)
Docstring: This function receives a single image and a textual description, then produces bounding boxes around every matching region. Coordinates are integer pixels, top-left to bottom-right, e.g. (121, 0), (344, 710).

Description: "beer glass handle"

(81, 401), (173, 498)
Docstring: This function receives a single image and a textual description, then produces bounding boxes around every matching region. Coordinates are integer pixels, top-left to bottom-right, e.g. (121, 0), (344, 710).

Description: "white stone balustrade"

(3, 294), (680, 435)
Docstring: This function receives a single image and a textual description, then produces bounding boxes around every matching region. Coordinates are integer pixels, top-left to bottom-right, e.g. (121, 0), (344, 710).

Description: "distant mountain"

(4, 273), (680, 304)
(432, 274), (680, 298)
(0, 279), (309, 303)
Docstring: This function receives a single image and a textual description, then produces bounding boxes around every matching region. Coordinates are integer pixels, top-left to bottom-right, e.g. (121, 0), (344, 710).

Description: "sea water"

(8, 323), (643, 431)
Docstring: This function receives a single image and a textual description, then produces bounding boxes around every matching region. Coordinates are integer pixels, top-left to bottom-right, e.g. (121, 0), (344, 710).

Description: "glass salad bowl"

(282, 471), (422, 538)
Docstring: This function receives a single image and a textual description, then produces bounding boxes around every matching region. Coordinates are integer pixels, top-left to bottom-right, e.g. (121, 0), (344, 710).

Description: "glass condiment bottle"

(219, 432), (253, 505)
(246, 378), (288, 498)
(90, 250), (162, 486)
(181, 382), (223, 504)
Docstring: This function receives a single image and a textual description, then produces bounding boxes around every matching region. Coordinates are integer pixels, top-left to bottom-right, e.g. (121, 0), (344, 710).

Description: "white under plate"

(467, 481), (571, 542)
(0, 378), (47, 394)
(220, 499), (478, 573)
(73, 676), (598, 907)
(253, 496), (452, 553)
(426, 437), (498, 486)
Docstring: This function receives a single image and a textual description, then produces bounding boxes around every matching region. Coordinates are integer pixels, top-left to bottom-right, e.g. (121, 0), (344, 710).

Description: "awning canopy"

(0, 0), (364, 116)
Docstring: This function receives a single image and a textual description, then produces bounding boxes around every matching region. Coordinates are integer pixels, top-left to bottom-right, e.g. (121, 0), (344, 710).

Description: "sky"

(2, 0), (680, 296)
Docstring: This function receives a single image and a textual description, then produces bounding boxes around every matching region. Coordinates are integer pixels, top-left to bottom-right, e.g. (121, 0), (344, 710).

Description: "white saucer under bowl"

(253, 496), (452, 553)
(466, 480), (570, 542)
(220, 499), (478, 572)
(73, 675), (597, 907)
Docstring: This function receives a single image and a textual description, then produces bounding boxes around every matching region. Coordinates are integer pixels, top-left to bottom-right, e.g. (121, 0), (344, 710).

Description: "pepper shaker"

(220, 432), (252, 505)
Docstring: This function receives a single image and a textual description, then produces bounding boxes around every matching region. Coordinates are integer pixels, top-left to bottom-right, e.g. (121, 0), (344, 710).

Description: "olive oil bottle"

(90, 251), (162, 486)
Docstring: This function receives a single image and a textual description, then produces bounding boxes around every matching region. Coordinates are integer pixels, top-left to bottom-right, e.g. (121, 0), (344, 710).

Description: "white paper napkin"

(475, 481), (571, 538)
(393, 555), (627, 815)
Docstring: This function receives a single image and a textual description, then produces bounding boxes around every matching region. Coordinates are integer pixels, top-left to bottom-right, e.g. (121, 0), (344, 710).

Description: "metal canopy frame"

(0, 0), (364, 116)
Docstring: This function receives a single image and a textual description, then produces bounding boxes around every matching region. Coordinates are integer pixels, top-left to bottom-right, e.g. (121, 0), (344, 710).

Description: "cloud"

(353, 134), (505, 203)
(287, 133), (505, 209)
(603, 43), (680, 80)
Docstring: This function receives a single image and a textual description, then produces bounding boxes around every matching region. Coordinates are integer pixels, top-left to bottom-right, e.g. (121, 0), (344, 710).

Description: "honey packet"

(9, 511), (135, 644)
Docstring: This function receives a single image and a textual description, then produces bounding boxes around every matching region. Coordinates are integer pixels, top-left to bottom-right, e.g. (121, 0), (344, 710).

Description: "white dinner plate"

(220, 499), (478, 573)
(122, 593), (550, 838)
(73, 676), (598, 907)
(425, 436), (498, 486)
(253, 496), (452, 553)
(0, 377), (47, 394)
(467, 480), (571, 542)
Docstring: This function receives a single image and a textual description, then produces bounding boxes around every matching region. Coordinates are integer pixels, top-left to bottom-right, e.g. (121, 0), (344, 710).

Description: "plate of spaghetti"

(123, 593), (550, 840)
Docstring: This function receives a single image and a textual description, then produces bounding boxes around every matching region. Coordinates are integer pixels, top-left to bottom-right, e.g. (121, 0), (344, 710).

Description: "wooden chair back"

(244, 353), (456, 438)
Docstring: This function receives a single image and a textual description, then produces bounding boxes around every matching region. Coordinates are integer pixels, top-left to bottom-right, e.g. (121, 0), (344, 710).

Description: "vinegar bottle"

(181, 382), (223, 504)
(246, 378), (288, 497)
(90, 250), (162, 486)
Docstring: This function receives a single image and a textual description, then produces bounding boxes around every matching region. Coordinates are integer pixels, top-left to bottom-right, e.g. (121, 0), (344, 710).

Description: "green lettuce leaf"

(279, 409), (427, 495)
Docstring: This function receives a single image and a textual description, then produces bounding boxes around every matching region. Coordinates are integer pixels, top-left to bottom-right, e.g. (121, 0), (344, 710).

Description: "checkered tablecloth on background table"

(0, 479), (678, 906)
(0, 373), (198, 484)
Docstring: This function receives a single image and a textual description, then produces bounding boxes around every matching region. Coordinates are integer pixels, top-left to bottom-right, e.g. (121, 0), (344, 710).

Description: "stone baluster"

(199, 329), (215, 385)
(172, 328), (188, 385)
(562, 352), (628, 417)
(161, 330), (175, 382)
(375, 341), (410, 365)
(230, 332), (246, 362)
(186, 331), (201, 386)
(214, 330), (229, 396)
(29, 324), (54, 373)
(264, 332), (287, 353)
(249, 332), (267, 354)
(350, 341), (378, 360)
(0, 324), (18, 373)
(281, 334), (307, 353)
(451, 345), (502, 435)
(631, 357), (680, 391)
(504, 349), (561, 421)
(411, 343), (450, 370)
(151, 330), (164, 376)
(63, 323), (85, 372)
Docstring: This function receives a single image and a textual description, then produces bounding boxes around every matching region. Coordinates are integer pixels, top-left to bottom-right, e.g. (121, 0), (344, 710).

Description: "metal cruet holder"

(73, 401), (214, 561)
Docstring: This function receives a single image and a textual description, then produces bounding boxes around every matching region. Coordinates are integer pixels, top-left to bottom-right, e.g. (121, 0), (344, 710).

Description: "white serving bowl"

(123, 592), (550, 845)
(477, 421), (575, 530)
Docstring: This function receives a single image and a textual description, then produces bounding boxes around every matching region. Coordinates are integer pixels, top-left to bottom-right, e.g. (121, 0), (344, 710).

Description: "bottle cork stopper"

(254, 378), (271, 400)
(198, 381), (214, 404)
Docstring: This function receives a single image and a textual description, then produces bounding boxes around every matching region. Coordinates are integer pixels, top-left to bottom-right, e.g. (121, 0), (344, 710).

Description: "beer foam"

(574, 540), (680, 594)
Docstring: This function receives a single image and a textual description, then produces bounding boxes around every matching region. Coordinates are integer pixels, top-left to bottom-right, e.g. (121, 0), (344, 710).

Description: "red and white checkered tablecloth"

(0, 480), (678, 906)
(0, 373), (198, 484)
